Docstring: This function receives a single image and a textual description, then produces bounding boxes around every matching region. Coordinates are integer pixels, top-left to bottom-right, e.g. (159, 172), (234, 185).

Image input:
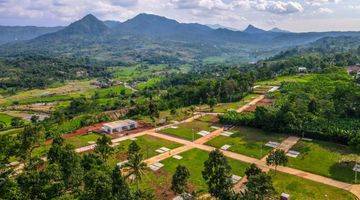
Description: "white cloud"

(316, 7), (334, 14)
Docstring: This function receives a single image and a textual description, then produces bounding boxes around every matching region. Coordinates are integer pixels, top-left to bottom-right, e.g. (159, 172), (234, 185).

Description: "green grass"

(160, 118), (217, 141)
(138, 107), (194, 125)
(256, 74), (317, 86)
(213, 94), (259, 113)
(270, 171), (356, 200)
(287, 140), (359, 184)
(0, 128), (23, 136)
(206, 126), (285, 159)
(0, 112), (14, 126)
(107, 135), (182, 167)
(139, 148), (250, 197)
(64, 132), (104, 148)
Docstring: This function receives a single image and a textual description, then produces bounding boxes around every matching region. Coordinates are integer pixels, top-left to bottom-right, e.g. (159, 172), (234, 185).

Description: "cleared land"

(107, 135), (182, 167)
(200, 94), (259, 113)
(271, 171), (356, 200)
(139, 148), (250, 199)
(287, 140), (359, 184)
(205, 126), (285, 159)
(256, 74), (316, 86)
(159, 115), (218, 141)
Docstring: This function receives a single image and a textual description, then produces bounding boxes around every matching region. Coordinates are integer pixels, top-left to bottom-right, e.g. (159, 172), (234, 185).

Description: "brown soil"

(244, 98), (274, 112)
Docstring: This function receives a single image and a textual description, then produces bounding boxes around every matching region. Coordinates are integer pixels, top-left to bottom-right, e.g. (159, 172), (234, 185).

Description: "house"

(102, 120), (138, 134)
(298, 67), (307, 73)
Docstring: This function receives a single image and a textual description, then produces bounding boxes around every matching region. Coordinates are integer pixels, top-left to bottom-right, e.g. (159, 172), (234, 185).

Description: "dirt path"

(236, 95), (265, 112)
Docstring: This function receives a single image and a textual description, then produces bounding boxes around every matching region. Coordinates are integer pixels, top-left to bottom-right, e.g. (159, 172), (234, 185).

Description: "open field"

(107, 135), (183, 167)
(256, 74), (317, 86)
(270, 171), (356, 200)
(139, 148), (250, 199)
(197, 94), (259, 113)
(159, 115), (218, 141)
(138, 107), (194, 125)
(205, 126), (286, 159)
(287, 140), (359, 184)
(0, 112), (14, 126)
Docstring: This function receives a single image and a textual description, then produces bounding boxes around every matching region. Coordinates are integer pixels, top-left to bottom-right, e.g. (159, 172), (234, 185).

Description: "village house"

(102, 119), (138, 134)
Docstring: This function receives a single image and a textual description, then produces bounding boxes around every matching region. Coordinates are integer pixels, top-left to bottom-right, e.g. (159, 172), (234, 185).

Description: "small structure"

(149, 162), (164, 171)
(155, 147), (171, 154)
(173, 155), (183, 160)
(281, 193), (290, 200)
(298, 67), (307, 73)
(221, 131), (235, 137)
(102, 120), (138, 134)
(197, 130), (210, 136)
(286, 150), (300, 158)
(265, 141), (280, 148)
(221, 144), (231, 151)
(231, 174), (242, 184)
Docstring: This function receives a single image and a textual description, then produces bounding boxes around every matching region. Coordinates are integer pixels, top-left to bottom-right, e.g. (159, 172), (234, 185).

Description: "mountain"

(269, 27), (290, 33)
(0, 26), (63, 44)
(243, 25), (267, 34)
(207, 24), (239, 31)
(2, 13), (360, 65)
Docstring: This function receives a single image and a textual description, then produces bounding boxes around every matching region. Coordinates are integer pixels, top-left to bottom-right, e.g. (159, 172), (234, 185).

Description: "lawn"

(107, 135), (182, 167)
(64, 132), (104, 148)
(159, 115), (218, 141)
(139, 148), (250, 198)
(287, 140), (359, 184)
(0, 112), (14, 126)
(0, 128), (22, 136)
(138, 106), (194, 125)
(206, 126), (286, 159)
(270, 171), (356, 200)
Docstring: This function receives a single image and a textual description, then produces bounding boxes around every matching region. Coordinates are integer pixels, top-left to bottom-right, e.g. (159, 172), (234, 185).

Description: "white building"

(102, 120), (138, 134)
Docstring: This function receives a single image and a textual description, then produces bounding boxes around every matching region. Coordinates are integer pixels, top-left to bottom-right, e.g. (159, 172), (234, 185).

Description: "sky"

(0, 0), (359, 32)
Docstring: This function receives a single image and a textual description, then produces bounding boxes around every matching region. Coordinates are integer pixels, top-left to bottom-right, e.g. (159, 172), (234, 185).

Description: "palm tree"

(123, 152), (147, 189)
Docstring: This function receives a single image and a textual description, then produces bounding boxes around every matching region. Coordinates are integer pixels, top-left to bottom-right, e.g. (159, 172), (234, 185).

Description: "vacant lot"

(107, 135), (182, 167)
(287, 140), (359, 183)
(139, 148), (250, 199)
(206, 126), (285, 159)
(159, 116), (218, 141)
(256, 74), (316, 86)
(270, 171), (356, 200)
(210, 94), (259, 113)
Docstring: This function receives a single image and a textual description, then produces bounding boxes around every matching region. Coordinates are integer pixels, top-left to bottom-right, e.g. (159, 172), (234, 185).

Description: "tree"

(81, 169), (113, 200)
(202, 149), (233, 199)
(243, 172), (274, 199)
(308, 98), (318, 114)
(30, 115), (40, 124)
(207, 97), (217, 111)
(245, 163), (262, 178)
(17, 125), (45, 164)
(124, 142), (147, 188)
(11, 117), (24, 127)
(112, 166), (131, 200)
(266, 149), (288, 173)
(94, 135), (113, 161)
(171, 165), (190, 194)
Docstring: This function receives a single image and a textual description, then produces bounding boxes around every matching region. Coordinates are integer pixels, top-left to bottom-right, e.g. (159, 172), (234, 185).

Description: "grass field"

(270, 171), (356, 200)
(138, 107), (194, 125)
(107, 135), (182, 167)
(139, 148), (250, 198)
(159, 116), (217, 141)
(256, 74), (317, 86)
(206, 126), (286, 159)
(0, 112), (14, 126)
(198, 94), (259, 113)
(287, 140), (359, 184)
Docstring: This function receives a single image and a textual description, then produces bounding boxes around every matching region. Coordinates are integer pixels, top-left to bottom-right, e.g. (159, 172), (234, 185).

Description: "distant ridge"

(270, 27), (291, 33)
(243, 25), (267, 33)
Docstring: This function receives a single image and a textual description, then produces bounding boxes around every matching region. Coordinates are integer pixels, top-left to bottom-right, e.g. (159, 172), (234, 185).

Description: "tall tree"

(112, 166), (131, 200)
(17, 125), (45, 165)
(171, 165), (190, 194)
(202, 149), (233, 199)
(266, 149), (288, 173)
(243, 172), (275, 199)
(124, 141), (147, 188)
(94, 135), (113, 161)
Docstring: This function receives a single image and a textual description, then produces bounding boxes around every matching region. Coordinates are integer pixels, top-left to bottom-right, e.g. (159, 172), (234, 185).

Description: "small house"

(298, 67), (307, 73)
(102, 120), (138, 134)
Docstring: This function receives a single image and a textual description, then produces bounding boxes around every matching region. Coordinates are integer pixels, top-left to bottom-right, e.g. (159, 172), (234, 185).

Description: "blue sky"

(0, 0), (359, 32)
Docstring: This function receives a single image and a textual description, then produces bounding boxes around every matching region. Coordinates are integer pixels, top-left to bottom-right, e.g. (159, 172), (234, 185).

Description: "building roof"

(103, 119), (137, 129)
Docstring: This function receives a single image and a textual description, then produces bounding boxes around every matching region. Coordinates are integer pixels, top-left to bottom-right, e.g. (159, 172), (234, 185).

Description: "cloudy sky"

(0, 0), (359, 32)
